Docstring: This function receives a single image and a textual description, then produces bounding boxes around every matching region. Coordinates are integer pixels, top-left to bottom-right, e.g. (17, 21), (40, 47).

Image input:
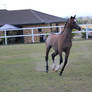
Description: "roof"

(0, 9), (66, 25)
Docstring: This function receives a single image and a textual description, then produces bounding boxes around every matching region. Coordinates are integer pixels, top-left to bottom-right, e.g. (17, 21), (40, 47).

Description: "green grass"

(0, 40), (92, 92)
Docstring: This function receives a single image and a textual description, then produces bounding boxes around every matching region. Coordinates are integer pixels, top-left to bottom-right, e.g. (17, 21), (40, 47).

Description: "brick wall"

(0, 31), (4, 44)
(0, 31), (4, 36)
(23, 23), (64, 43)
(23, 25), (39, 43)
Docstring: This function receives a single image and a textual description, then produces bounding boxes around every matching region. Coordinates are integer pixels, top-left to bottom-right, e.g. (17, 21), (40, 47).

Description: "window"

(38, 28), (42, 32)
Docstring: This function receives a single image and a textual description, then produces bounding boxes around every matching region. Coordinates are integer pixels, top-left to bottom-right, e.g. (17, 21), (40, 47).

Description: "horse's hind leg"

(45, 46), (51, 72)
(51, 52), (58, 71)
(59, 49), (70, 76)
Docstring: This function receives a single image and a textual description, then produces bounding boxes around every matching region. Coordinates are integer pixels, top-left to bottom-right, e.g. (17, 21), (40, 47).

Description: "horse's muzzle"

(78, 26), (81, 31)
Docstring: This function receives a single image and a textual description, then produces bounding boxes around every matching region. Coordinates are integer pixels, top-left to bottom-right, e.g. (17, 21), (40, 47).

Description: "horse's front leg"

(54, 53), (63, 72)
(59, 49), (70, 76)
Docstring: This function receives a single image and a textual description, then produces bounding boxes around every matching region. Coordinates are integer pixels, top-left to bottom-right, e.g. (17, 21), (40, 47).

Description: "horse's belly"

(63, 42), (72, 49)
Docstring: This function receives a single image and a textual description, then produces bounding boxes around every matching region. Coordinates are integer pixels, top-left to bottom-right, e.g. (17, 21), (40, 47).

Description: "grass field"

(0, 40), (92, 92)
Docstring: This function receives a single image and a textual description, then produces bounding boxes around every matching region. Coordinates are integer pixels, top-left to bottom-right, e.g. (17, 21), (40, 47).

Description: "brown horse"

(45, 16), (81, 76)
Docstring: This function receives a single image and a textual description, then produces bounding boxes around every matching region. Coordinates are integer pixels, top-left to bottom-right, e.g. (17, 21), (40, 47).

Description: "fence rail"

(0, 25), (92, 45)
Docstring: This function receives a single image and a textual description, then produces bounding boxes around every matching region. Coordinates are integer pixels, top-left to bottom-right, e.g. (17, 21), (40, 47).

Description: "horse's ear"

(70, 16), (73, 19)
(74, 15), (76, 19)
(70, 15), (76, 19)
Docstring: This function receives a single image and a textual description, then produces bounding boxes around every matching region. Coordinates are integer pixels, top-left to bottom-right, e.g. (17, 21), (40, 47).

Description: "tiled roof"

(0, 9), (66, 25)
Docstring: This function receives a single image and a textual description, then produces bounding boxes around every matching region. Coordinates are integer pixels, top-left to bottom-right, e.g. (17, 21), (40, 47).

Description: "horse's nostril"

(79, 27), (81, 31)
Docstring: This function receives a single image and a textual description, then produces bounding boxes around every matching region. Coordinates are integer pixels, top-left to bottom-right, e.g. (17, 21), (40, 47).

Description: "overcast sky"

(0, 0), (92, 17)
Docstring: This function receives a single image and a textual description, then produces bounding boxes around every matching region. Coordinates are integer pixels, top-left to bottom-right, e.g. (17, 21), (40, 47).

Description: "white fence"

(0, 25), (92, 45)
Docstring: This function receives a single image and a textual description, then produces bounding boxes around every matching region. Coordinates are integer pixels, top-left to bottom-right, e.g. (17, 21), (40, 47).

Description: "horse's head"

(67, 15), (81, 31)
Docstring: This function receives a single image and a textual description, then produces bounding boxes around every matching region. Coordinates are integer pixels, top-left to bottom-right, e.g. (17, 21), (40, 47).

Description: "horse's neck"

(63, 26), (72, 41)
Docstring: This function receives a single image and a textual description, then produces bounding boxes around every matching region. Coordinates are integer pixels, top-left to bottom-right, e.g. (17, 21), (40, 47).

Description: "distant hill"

(77, 16), (92, 24)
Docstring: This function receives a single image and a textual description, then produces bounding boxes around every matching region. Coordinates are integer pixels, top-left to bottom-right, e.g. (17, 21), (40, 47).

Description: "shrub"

(81, 32), (86, 39)
(72, 29), (77, 38)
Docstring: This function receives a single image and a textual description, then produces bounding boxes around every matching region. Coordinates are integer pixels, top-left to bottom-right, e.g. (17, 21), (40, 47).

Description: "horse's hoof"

(52, 67), (58, 72)
(54, 65), (60, 72)
(54, 69), (59, 72)
(59, 72), (62, 76)
(46, 69), (48, 73)
(52, 64), (56, 71)
(46, 70), (48, 73)
(59, 74), (62, 76)
(52, 68), (55, 71)
(52, 69), (58, 72)
(54, 70), (59, 72)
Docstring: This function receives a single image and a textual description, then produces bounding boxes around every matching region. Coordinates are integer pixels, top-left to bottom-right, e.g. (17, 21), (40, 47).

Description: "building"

(0, 9), (66, 44)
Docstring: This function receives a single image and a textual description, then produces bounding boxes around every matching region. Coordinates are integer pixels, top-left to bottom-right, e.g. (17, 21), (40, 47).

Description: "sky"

(0, 0), (92, 17)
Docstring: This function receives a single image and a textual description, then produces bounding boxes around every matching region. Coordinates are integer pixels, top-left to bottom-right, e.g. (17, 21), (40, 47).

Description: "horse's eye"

(73, 22), (75, 24)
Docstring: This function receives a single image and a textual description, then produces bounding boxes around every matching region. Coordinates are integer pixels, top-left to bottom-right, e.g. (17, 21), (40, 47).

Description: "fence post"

(4, 30), (7, 45)
(32, 29), (34, 43)
(59, 27), (62, 34)
(86, 25), (88, 40)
